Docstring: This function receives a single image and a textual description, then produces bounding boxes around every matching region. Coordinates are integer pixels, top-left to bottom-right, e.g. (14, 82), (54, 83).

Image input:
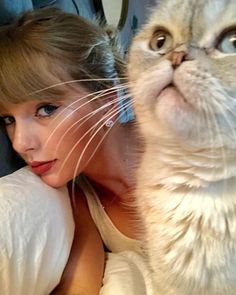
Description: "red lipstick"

(30, 160), (56, 175)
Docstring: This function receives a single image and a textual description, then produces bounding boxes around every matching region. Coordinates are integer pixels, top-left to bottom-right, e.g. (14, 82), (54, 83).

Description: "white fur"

(137, 174), (236, 294)
(128, 0), (236, 293)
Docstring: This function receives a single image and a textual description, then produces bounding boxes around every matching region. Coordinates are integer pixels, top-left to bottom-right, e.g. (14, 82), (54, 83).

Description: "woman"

(0, 7), (142, 294)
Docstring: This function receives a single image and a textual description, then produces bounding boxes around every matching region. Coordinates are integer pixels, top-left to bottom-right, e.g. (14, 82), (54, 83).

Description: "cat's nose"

(169, 51), (187, 68)
(168, 44), (190, 68)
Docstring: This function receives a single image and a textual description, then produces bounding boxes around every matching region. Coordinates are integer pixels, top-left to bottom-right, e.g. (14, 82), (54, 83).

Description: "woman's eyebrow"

(0, 107), (9, 116)
(0, 112), (12, 118)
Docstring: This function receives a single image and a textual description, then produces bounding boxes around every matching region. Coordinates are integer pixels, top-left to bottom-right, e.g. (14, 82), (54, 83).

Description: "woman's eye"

(36, 104), (59, 118)
(0, 116), (15, 126)
(217, 29), (236, 54)
(149, 30), (173, 53)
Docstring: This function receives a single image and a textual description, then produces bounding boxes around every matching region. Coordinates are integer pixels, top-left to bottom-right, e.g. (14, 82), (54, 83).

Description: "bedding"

(0, 166), (154, 295)
(0, 167), (74, 295)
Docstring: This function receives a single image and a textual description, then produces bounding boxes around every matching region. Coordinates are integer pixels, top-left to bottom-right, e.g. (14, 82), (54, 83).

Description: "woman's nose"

(12, 121), (38, 155)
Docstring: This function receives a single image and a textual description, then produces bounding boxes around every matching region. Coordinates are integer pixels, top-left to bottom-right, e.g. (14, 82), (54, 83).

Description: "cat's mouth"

(160, 83), (188, 104)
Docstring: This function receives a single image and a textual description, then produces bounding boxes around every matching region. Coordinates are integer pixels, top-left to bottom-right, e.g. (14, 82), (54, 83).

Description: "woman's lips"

(30, 160), (56, 175)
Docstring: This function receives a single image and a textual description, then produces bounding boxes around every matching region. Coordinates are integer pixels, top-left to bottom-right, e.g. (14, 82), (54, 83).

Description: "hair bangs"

(0, 44), (70, 109)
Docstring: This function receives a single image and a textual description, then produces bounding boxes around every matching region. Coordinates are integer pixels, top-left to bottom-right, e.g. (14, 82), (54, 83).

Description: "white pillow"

(0, 167), (75, 295)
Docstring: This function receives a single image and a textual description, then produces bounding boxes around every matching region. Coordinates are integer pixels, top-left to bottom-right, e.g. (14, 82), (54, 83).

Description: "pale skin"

(1, 86), (138, 294)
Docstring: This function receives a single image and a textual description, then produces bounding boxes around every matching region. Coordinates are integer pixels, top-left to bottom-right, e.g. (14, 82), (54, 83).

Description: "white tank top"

(78, 175), (141, 253)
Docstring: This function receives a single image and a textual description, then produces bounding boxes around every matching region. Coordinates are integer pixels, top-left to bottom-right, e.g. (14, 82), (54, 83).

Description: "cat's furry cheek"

(129, 60), (173, 106)
(129, 59), (197, 141)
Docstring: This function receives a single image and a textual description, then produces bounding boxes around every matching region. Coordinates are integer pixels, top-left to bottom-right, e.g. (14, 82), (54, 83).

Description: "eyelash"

(0, 116), (14, 126)
(35, 104), (60, 118)
(0, 103), (60, 127)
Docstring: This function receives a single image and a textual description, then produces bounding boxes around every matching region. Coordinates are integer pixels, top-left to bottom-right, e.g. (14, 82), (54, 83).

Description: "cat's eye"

(217, 29), (236, 54)
(149, 30), (173, 53)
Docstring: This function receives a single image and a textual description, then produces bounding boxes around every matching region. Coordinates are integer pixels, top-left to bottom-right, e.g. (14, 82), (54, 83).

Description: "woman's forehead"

(0, 88), (93, 113)
(0, 101), (37, 114)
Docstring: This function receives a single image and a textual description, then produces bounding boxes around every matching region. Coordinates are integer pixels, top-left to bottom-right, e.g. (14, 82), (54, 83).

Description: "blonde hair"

(0, 7), (125, 105)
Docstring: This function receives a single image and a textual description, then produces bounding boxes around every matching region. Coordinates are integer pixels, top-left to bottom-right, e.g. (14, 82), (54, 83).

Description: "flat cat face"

(128, 0), (236, 151)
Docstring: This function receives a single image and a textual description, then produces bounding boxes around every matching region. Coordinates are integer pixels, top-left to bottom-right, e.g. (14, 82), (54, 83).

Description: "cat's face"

(128, 0), (236, 150)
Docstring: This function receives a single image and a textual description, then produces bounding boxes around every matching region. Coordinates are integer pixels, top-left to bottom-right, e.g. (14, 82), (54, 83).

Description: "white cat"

(128, 0), (236, 294)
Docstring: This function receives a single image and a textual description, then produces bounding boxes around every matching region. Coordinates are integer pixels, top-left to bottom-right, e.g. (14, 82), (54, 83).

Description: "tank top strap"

(77, 175), (142, 253)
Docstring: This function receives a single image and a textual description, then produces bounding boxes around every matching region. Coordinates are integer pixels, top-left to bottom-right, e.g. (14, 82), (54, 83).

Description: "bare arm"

(51, 191), (105, 295)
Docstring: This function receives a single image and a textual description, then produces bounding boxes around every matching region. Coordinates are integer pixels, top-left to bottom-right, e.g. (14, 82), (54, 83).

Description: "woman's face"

(1, 89), (105, 187)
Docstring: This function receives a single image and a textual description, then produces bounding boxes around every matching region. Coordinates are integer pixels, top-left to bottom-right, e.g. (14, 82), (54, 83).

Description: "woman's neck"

(83, 122), (139, 201)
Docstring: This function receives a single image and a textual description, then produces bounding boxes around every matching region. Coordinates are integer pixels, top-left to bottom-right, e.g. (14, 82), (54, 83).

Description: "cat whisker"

(51, 82), (128, 124)
(29, 78), (128, 95)
(44, 84), (129, 148)
(60, 81), (129, 115)
(212, 97), (236, 177)
(205, 101), (228, 178)
(70, 116), (121, 204)
(70, 101), (132, 201)
(215, 103), (236, 136)
(210, 91), (236, 142)
(52, 95), (125, 156)
(44, 89), (114, 147)
(57, 99), (132, 176)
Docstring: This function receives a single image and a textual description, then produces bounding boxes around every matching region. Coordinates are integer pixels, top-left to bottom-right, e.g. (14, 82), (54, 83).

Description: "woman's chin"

(40, 173), (68, 189)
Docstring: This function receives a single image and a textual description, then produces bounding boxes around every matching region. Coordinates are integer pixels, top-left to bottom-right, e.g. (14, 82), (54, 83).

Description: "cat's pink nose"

(169, 51), (186, 68)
